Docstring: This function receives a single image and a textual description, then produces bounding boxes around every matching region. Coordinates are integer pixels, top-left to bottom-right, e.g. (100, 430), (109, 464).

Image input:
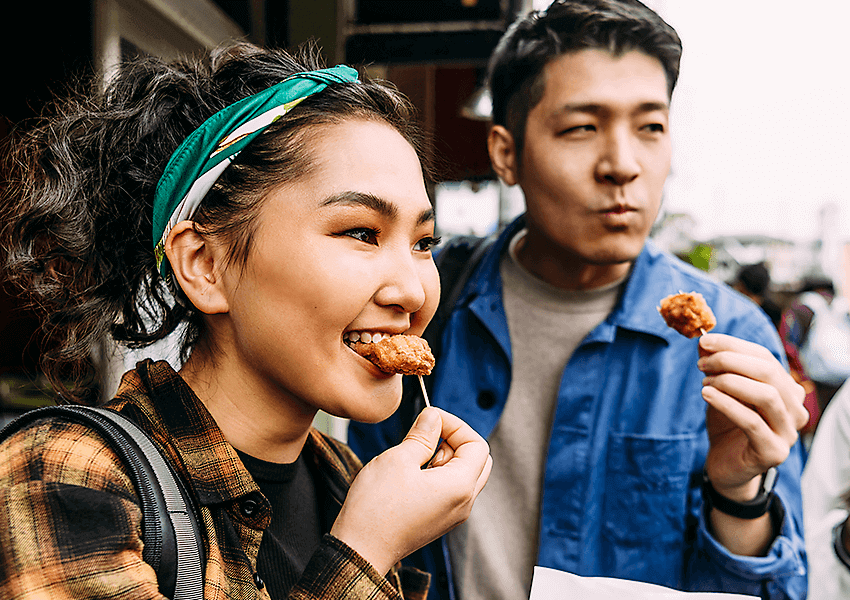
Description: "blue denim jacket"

(349, 215), (807, 600)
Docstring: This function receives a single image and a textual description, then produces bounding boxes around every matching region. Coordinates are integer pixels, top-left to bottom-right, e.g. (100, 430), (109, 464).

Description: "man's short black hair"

(488, 0), (682, 158)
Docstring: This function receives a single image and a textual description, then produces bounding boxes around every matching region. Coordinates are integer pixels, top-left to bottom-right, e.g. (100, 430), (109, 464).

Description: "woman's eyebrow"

(321, 191), (435, 226)
(321, 191), (397, 218)
(417, 207), (436, 227)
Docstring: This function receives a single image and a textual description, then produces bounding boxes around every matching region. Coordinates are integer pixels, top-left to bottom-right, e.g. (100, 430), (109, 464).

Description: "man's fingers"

(698, 333), (808, 431)
(698, 348), (777, 383)
(703, 374), (799, 441)
(702, 385), (792, 467)
(699, 333), (776, 362)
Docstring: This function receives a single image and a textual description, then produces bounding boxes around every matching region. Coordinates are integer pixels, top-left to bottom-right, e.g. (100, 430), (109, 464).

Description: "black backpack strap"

(0, 405), (204, 600)
(428, 233), (499, 354)
(399, 233), (498, 428)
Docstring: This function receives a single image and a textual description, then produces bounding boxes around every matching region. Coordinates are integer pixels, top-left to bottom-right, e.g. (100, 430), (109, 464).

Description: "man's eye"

(642, 123), (665, 133)
(343, 228), (379, 245)
(415, 235), (442, 252)
(561, 124), (596, 135)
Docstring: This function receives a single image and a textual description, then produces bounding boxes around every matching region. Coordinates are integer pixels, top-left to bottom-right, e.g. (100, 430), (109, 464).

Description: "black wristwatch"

(702, 467), (778, 519)
(833, 519), (850, 571)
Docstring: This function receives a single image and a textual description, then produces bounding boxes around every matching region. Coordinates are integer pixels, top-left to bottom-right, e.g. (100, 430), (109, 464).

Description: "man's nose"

(595, 129), (640, 185)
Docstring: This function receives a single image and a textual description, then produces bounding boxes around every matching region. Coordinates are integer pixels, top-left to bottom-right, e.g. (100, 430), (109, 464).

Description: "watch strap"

(834, 520), (850, 571)
(702, 468), (777, 519)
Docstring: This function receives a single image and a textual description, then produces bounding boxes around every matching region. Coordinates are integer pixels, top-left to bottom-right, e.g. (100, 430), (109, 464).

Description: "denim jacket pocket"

(603, 431), (697, 546)
(599, 432), (698, 585)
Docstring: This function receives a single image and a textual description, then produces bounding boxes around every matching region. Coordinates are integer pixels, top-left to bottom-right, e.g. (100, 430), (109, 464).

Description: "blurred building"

(2, 0), (846, 428)
(649, 211), (849, 317)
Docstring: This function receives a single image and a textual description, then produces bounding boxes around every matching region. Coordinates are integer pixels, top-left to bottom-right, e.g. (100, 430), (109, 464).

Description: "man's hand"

(699, 333), (807, 493)
(697, 333), (808, 555)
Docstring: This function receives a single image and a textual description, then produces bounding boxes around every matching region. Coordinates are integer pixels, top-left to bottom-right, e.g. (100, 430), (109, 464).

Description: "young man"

(349, 1), (809, 598)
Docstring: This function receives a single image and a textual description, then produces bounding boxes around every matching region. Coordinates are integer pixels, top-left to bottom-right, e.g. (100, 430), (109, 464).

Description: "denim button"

(477, 390), (497, 409)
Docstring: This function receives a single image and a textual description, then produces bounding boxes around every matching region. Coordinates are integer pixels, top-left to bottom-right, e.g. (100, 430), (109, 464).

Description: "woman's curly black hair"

(0, 41), (429, 403)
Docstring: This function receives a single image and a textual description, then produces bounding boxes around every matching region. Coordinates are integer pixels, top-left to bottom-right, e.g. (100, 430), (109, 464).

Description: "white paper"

(529, 566), (758, 600)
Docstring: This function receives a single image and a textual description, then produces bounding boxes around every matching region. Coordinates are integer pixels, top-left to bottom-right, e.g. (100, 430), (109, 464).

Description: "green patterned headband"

(153, 64), (360, 275)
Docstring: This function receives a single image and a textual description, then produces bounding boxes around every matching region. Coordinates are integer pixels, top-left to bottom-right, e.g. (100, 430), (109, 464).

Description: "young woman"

(0, 42), (491, 599)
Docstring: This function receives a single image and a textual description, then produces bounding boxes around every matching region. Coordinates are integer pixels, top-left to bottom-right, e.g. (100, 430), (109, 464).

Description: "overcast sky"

(533, 0), (850, 243)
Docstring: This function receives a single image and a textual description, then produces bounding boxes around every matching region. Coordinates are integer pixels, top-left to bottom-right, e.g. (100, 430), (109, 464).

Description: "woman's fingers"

(331, 408), (491, 575)
(397, 407), (444, 467)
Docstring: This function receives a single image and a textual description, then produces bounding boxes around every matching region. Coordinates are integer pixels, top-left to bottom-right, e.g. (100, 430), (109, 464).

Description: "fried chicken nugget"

(658, 291), (717, 338)
(353, 334), (435, 376)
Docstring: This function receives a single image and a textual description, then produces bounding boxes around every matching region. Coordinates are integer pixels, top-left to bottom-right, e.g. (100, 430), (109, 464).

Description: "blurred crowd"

(731, 263), (850, 441)
(732, 262), (850, 599)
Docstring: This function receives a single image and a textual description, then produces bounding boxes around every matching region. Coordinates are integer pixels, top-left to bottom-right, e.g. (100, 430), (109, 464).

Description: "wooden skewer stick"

(418, 375), (431, 408)
(418, 374), (440, 469)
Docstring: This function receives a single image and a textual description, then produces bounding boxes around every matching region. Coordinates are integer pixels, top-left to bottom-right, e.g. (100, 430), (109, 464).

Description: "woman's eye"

(343, 228), (379, 245)
(415, 235), (442, 253)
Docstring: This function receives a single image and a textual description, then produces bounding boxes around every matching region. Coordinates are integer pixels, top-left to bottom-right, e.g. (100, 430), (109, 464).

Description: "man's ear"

(164, 221), (230, 315)
(488, 125), (519, 186)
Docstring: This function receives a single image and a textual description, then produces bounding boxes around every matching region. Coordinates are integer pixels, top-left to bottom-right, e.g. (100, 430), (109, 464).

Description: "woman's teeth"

(344, 331), (387, 345)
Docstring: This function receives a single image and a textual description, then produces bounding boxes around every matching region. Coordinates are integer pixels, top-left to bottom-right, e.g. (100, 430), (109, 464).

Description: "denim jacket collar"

(462, 214), (683, 352)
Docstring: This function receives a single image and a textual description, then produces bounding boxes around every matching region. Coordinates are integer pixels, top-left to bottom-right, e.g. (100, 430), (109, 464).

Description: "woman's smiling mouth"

(343, 331), (394, 347)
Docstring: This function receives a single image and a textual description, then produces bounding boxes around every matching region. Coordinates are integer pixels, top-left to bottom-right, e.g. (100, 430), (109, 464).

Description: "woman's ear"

(164, 221), (230, 315)
(487, 125), (519, 186)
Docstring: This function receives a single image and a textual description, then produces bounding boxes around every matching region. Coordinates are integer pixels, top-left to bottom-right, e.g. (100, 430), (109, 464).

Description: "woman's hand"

(330, 407), (492, 575)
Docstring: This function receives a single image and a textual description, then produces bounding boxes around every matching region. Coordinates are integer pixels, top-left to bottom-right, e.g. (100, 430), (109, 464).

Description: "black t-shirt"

(236, 449), (324, 599)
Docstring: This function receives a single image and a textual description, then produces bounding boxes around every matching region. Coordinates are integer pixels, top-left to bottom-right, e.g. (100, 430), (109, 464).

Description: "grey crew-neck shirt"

(448, 229), (624, 600)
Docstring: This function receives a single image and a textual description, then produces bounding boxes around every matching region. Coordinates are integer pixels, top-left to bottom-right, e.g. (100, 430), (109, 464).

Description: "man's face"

(512, 49), (672, 286)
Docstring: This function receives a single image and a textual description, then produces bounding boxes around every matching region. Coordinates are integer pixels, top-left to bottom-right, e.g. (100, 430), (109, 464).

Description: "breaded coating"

(353, 334), (435, 375)
(658, 291), (717, 338)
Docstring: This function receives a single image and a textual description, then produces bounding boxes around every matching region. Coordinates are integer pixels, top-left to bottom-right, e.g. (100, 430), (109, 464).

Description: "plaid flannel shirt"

(0, 359), (429, 600)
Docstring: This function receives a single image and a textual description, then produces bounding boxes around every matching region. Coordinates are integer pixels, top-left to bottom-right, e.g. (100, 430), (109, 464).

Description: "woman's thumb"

(400, 407), (442, 465)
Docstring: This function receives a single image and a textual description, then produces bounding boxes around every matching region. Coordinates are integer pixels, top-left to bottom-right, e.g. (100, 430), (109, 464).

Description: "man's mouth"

(600, 204), (637, 214)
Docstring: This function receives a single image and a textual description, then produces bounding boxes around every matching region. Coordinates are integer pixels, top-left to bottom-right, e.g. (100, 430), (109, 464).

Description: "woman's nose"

(373, 250), (427, 313)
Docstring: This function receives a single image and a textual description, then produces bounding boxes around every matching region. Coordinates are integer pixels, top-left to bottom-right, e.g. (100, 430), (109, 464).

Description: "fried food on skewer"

(351, 334), (435, 376)
(658, 291), (717, 338)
